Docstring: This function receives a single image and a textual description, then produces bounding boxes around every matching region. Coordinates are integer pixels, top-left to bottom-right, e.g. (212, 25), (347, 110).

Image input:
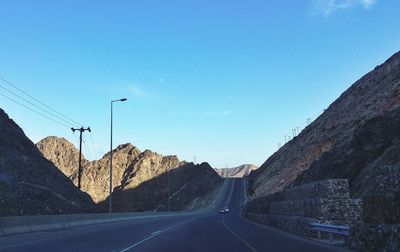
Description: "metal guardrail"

(310, 223), (350, 242)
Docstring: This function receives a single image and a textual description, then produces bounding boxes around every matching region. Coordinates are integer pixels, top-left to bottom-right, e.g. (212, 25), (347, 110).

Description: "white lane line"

(151, 230), (161, 236)
(0, 213), (198, 251)
(118, 217), (199, 252)
(222, 217), (258, 252)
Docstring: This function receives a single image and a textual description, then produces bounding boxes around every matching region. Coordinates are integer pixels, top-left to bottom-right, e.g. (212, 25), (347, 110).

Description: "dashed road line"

(151, 230), (161, 236)
(118, 217), (199, 252)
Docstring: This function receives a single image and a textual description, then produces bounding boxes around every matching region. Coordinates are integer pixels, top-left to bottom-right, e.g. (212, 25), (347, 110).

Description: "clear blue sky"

(0, 0), (399, 168)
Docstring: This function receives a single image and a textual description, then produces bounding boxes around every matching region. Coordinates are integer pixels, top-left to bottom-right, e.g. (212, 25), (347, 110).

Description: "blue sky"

(0, 0), (399, 168)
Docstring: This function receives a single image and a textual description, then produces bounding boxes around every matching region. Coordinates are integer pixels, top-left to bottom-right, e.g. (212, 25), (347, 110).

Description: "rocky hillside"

(36, 137), (222, 211)
(109, 162), (222, 212)
(215, 164), (258, 178)
(290, 106), (400, 197)
(0, 108), (94, 217)
(36, 136), (88, 182)
(250, 51), (400, 198)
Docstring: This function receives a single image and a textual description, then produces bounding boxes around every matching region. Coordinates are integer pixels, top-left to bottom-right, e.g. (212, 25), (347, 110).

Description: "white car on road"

(219, 207), (230, 213)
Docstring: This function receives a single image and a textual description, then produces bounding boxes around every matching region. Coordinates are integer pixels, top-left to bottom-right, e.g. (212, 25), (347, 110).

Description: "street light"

(109, 98), (127, 214)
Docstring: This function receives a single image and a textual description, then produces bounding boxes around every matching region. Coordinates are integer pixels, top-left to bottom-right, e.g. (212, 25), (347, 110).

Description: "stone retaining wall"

(348, 165), (400, 251)
(245, 179), (362, 237)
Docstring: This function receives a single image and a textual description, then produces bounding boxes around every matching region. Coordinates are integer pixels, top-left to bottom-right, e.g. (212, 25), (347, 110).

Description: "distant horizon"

(1, 0), (399, 167)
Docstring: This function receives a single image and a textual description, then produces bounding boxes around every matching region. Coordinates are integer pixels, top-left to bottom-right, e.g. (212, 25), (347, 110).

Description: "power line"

(0, 91), (71, 128)
(82, 134), (93, 161)
(0, 84), (79, 128)
(0, 76), (82, 127)
(89, 131), (101, 158)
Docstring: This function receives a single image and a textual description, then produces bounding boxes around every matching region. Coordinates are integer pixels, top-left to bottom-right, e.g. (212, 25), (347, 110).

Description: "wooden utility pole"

(71, 127), (91, 189)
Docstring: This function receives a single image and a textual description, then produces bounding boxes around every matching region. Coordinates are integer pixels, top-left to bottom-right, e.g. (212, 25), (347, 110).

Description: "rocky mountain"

(215, 164), (258, 178)
(0, 108), (94, 217)
(36, 137), (222, 212)
(36, 136), (88, 182)
(250, 51), (400, 198)
(109, 162), (222, 212)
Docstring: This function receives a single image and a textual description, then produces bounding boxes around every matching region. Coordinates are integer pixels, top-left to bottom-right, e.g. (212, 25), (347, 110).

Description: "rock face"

(248, 51), (400, 251)
(291, 106), (400, 198)
(36, 137), (222, 212)
(36, 136), (87, 182)
(0, 108), (94, 217)
(80, 143), (142, 203)
(109, 162), (222, 212)
(214, 164), (258, 178)
(250, 51), (400, 198)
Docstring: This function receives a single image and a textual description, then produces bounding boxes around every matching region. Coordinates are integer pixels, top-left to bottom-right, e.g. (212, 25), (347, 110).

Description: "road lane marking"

(118, 217), (199, 252)
(0, 214), (197, 251)
(151, 230), (161, 236)
(222, 217), (258, 252)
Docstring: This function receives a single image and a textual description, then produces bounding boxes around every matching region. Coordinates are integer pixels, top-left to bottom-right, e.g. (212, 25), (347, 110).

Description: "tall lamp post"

(109, 98), (127, 214)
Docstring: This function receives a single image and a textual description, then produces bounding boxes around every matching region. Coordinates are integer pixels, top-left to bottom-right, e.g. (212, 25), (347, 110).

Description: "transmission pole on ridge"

(71, 126), (91, 189)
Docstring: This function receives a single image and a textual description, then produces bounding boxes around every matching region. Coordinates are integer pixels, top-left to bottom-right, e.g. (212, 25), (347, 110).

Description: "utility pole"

(168, 166), (171, 213)
(71, 127), (91, 189)
(193, 156), (196, 164)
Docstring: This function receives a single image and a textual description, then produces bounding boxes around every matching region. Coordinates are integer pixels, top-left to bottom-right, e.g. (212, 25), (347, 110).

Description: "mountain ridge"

(214, 164), (258, 178)
(0, 109), (94, 217)
(36, 136), (222, 212)
(250, 50), (400, 198)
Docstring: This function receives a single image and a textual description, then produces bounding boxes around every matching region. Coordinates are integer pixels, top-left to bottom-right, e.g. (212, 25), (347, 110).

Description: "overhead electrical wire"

(0, 76), (100, 162)
(0, 84), (80, 128)
(89, 131), (101, 159)
(0, 76), (82, 127)
(0, 91), (71, 128)
(82, 134), (93, 161)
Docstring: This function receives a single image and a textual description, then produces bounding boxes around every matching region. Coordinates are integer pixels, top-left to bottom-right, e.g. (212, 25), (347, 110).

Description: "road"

(0, 179), (348, 252)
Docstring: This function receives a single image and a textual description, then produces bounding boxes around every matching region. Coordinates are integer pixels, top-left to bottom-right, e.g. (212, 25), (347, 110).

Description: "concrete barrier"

(50, 215), (68, 229)
(0, 179), (228, 237)
(0, 216), (31, 235)
(0, 210), (198, 237)
(0, 222), (4, 236)
(29, 215), (52, 232)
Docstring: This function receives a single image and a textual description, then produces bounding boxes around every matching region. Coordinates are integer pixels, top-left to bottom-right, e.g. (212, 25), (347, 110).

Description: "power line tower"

(71, 127), (91, 189)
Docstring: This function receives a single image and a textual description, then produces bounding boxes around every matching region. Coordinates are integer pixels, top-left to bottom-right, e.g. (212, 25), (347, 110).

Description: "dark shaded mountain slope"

(0, 108), (94, 216)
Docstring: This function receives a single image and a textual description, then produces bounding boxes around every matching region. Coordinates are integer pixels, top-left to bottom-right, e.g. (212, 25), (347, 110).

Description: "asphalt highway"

(0, 179), (349, 252)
